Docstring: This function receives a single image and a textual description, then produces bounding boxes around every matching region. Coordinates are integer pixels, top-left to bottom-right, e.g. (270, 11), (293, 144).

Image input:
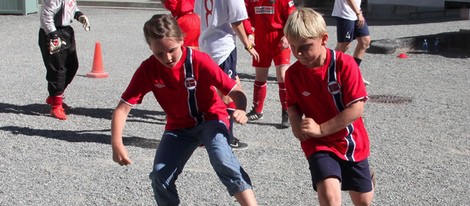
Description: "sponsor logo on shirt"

(288, 0), (295, 7)
(185, 77), (197, 90)
(328, 81), (341, 95)
(255, 6), (274, 14)
(302, 91), (310, 96)
(155, 83), (165, 88)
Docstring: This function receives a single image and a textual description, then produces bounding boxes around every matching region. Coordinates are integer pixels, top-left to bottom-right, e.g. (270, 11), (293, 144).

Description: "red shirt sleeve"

(242, 19), (254, 36)
(120, 57), (154, 105)
(163, 0), (195, 18)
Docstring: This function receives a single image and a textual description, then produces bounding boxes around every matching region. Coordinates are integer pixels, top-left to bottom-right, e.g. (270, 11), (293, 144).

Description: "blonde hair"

(284, 7), (327, 41)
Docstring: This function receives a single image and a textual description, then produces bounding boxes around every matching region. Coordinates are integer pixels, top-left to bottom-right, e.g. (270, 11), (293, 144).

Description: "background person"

(38, 0), (90, 120)
(244, 0), (296, 129)
(195, 0), (260, 150)
(332, 0), (371, 85)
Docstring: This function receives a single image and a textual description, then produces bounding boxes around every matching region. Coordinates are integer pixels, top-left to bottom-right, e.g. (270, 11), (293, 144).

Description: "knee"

(149, 170), (164, 188)
(358, 37), (371, 50)
(318, 190), (341, 206)
(335, 43), (350, 52)
(317, 178), (342, 205)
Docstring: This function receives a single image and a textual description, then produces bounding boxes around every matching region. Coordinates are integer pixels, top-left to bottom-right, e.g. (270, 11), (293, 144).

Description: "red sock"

(278, 82), (287, 111)
(253, 81), (267, 113)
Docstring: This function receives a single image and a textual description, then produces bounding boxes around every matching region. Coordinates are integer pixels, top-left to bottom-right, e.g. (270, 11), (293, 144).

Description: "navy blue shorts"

(335, 17), (370, 43)
(308, 152), (373, 192)
(218, 48), (237, 80)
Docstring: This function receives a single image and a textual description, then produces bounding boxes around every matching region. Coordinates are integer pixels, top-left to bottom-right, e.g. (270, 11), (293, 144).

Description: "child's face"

(149, 37), (184, 68)
(289, 34), (328, 68)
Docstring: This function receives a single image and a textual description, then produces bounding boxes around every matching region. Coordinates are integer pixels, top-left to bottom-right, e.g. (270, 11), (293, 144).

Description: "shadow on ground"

(0, 126), (160, 149)
(0, 102), (166, 123)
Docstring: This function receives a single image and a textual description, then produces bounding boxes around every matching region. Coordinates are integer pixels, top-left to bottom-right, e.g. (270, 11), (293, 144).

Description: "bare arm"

(288, 105), (306, 141)
(346, 0), (365, 28)
(231, 21), (260, 62)
(301, 100), (365, 138)
(111, 101), (133, 166)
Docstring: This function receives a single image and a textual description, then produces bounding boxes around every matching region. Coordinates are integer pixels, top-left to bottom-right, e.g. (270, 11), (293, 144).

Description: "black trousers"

(38, 26), (79, 97)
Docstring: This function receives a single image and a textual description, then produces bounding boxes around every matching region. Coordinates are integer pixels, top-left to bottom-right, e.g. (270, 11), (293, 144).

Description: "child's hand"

(232, 109), (248, 125)
(112, 143), (132, 166)
(300, 118), (322, 138)
(280, 36), (290, 49)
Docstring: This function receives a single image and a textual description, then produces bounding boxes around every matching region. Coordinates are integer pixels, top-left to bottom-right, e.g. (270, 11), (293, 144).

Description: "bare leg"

(317, 177), (342, 206)
(335, 42), (351, 53)
(275, 64), (288, 83)
(349, 190), (373, 206)
(234, 189), (258, 206)
(353, 35), (371, 60)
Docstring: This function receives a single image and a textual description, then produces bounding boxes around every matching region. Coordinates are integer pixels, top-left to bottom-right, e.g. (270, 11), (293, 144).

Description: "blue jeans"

(149, 120), (252, 205)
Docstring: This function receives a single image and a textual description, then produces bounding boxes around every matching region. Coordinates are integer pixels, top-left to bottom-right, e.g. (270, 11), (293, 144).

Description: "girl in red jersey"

(284, 8), (374, 206)
(111, 14), (257, 205)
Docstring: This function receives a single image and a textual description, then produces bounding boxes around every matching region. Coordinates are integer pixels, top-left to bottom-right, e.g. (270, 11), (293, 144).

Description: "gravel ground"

(0, 7), (469, 206)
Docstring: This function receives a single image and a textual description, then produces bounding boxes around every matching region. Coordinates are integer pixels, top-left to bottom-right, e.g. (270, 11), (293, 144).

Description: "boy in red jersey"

(111, 14), (257, 205)
(283, 8), (374, 205)
(244, 0), (296, 128)
(161, 0), (200, 50)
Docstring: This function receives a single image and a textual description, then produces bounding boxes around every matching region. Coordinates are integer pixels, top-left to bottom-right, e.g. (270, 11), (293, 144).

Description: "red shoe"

(50, 106), (67, 120)
(46, 96), (71, 110)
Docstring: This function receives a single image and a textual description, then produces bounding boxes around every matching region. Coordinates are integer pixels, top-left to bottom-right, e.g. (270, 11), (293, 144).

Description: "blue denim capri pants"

(149, 120), (252, 205)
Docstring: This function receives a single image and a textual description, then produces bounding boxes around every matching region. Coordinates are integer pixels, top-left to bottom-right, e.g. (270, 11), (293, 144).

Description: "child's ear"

(321, 34), (328, 46)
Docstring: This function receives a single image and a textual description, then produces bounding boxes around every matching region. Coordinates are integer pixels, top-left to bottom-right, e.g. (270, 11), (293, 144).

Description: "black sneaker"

(247, 107), (263, 121)
(229, 137), (248, 150)
(280, 110), (290, 129)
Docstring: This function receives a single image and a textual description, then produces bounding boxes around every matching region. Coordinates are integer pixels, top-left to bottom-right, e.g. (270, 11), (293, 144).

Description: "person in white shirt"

(332, 0), (371, 85)
(195, 0), (259, 150)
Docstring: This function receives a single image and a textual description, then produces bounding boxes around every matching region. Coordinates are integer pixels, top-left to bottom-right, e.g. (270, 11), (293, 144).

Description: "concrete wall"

(365, 0), (464, 20)
(368, 0), (444, 8)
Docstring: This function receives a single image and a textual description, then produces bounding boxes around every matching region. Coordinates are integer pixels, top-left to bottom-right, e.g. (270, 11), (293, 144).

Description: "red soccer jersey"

(121, 47), (236, 130)
(245, 0), (296, 32)
(285, 49), (370, 162)
(163, 0), (195, 18)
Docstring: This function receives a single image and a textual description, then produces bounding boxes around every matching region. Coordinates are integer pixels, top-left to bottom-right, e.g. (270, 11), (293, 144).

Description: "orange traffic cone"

(86, 41), (109, 78)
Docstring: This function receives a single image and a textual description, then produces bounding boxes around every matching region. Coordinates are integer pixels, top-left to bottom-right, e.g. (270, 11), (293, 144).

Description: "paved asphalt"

(0, 5), (469, 206)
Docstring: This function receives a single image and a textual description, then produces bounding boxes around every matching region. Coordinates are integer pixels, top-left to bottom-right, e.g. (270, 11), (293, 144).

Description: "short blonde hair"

(284, 8), (327, 41)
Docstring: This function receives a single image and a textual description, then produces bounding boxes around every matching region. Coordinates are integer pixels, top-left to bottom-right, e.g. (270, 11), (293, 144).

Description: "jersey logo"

(328, 81), (341, 95)
(288, 0), (295, 7)
(185, 77), (197, 90)
(155, 83), (165, 88)
(255, 6), (274, 14)
(302, 91), (310, 96)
